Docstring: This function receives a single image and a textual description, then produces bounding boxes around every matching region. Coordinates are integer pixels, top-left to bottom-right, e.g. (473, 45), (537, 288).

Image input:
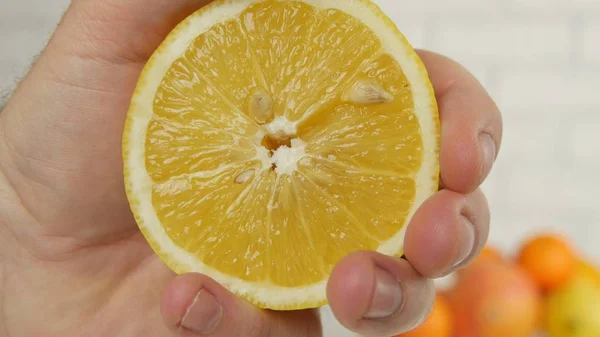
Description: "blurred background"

(1, 0), (599, 336)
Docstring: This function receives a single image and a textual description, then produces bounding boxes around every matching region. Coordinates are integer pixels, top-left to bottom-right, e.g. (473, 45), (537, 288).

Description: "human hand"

(0, 1), (502, 336)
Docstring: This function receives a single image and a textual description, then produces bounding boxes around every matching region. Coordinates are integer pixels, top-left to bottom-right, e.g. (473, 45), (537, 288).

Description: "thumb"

(161, 274), (322, 337)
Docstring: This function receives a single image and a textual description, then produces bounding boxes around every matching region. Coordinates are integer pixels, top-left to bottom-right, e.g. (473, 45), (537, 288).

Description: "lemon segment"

(123, 0), (439, 310)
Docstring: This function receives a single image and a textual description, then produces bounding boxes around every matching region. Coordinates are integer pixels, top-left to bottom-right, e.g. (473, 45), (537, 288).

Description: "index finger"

(417, 50), (503, 193)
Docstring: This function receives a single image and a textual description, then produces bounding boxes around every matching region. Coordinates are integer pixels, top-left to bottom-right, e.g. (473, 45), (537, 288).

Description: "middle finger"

(404, 188), (490, 278)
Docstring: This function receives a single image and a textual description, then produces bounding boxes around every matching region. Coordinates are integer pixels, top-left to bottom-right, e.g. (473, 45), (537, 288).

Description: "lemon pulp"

(124, 0), (439, 309)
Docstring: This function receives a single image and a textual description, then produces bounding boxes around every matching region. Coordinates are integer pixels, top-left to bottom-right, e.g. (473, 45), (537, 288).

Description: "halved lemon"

(123, 0), (439, 310)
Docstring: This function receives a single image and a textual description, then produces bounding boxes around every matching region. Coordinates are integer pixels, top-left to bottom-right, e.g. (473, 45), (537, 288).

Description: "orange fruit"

(517, 234), (576, 291)
(473, 246), (504, 265)
(122, 0), (439, 309)
(396, 294), (452, 337)
(457, 246), (504, 279)
(448, 262), (542, 337)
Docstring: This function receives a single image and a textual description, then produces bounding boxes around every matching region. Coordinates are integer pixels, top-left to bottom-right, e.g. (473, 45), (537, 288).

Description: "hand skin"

(0, 1), (502, 336)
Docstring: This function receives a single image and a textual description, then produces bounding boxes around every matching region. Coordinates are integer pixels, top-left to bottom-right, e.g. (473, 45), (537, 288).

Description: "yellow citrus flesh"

(124, 0), (439, 310)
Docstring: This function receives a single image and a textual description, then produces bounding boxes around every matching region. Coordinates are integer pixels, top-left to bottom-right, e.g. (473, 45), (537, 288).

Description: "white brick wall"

(435, 21), (572, 65)
(494, 71), (600, 106)
(583, 22), (600, 63)
(509, 0), (600, 11)
(572, 110), (600, 163)
(1, 1), (599, 336)
(376, 0), (498, 14)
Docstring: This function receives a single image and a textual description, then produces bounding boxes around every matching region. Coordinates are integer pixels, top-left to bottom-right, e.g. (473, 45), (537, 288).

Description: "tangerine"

(517, 234), (576, 291)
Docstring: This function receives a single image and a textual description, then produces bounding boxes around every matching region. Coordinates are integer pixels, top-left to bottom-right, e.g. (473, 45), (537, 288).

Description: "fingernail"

(365, 267), (403, 319)
(181, 289), (223, 334)
(454, 216), (476, 268)
(479, 133), (496, 176)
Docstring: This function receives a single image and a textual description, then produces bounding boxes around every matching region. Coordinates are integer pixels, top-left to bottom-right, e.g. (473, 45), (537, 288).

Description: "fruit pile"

(395, 233), (600, 337)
